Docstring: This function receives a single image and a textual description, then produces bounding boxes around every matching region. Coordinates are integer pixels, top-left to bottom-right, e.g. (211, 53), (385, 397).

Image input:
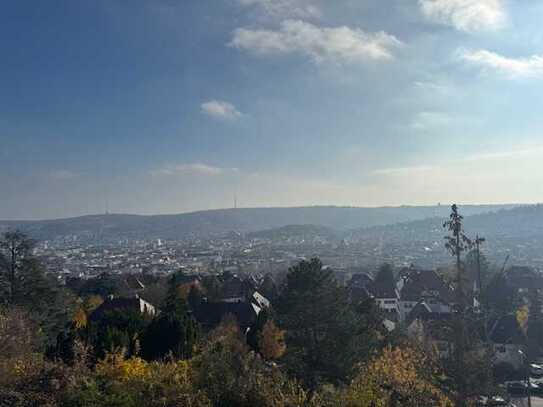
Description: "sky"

(2, 0), (543, 220)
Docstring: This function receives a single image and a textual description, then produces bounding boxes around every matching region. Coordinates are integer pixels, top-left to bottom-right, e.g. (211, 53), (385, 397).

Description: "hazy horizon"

(0, 202), (530, 222)
(3, 1), (543, 219)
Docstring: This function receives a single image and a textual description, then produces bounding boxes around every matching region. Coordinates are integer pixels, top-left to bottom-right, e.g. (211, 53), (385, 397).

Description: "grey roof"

(505, 266), (543, 289)
(219, 276), (245, 299)
(400, 269), (452, 303)
(90, 297), (155, 322)
(372, 268), (398, 299)
(348, 273), (375, 301)
(350, 273), (374, 288)
(193, 300), (259, 328)
(405, 299), (452, 326)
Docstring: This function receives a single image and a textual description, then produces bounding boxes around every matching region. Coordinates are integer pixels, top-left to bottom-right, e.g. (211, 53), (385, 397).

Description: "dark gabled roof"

(405, 299), (452, 326)
(90, 297), (155, 322)
(122, 275), (145, 294)
(192, 300), (259, 328)
(423, 301), (452, 314)
(400, 269), (452, 303)
(505, 266), (543, 289)
(350, 273), (374, 288)
(219, 277), (245, 299)
(373, 284), (398, 299)
(349, 273), (374, 301)
(489, 314), (526, 345)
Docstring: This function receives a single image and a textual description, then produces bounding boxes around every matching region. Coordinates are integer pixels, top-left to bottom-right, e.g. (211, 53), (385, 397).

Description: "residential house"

(190, 274), (271, 332)
(90, 296), (157, 322)
(192, 299), (262, 332)
(488, 314), (526, 370)
(251, 291), (270, 309)
(505, 266), (543, 290)
(406, 298), (453, 359)
(218, 275), (250, 303)
(372, 267), (400, 319)
(398, 268), (453, 322)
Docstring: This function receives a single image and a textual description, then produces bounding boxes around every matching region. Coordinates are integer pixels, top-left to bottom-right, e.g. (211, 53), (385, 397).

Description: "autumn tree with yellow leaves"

(344, 346), (453, 407)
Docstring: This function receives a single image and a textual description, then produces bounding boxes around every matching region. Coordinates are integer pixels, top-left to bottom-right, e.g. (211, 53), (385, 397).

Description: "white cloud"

(230, 20), (402, 64)
(201, 100), (242, 120)
(419, 0), (506, 32)
(411, 111), (451, 130)
(151, 163), (238, 177)
(372, 165), (435, 176)
(461, 49), (543, 78)
(238, 0), (320, 19)
(373, 145), (543, 178)
(413, 81), (451, 95)
(465, 145), (543, 161)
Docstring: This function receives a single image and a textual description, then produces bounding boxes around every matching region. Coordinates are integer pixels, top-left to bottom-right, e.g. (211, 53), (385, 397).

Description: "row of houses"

(89, 264), (541, 371)
(349, 264), (539, 369)
(349, 265), (454, 324)
(90, 272), (270, 334)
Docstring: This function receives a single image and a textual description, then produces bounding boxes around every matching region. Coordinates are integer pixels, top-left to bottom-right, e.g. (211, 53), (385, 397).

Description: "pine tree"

(141, 273), (199, 360)
(276, 258), (381, 387)
(374, 263), (395, 290)
(92, 309), (148, 358)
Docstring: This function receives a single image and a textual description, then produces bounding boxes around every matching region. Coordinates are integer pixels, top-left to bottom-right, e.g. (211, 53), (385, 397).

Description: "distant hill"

(347, 204), (543, 267)
(247, 224), (340, 241)
(349, 204), (543, 241)
(0, 205), (517, 242)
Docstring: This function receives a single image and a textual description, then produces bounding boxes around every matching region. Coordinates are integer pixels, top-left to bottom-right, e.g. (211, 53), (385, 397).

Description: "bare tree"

(0, 231), (35, 304)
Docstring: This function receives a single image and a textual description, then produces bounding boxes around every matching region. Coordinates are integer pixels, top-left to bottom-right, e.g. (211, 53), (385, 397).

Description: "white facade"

(376, 297), (400, 315)
(138, 298), (156, 317)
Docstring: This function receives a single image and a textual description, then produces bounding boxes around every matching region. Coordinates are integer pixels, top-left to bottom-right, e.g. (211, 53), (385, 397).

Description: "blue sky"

(2, 0), (543, 219)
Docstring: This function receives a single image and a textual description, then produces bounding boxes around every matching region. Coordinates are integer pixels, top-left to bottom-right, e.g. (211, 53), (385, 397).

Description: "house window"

(496, 346), (506, 353)
(384, 300), (396, 305)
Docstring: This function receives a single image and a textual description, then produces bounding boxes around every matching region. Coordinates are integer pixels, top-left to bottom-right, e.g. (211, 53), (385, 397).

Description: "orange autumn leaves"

(258, 320), (286, 360)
